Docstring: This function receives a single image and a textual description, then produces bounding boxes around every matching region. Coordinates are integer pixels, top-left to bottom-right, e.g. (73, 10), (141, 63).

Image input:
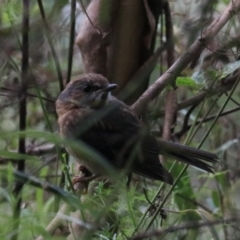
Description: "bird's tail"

(158, 139), (218, 173)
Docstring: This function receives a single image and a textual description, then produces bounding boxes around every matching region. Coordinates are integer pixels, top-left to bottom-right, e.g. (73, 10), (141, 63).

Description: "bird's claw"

(73, 174), (100, 184)
(72, 173), (100, 194)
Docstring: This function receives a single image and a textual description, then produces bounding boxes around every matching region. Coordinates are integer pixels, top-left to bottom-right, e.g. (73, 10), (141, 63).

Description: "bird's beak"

(90, 83), (117, 109)
(95, 83), (117, 96)
(102, 83), (117, 92)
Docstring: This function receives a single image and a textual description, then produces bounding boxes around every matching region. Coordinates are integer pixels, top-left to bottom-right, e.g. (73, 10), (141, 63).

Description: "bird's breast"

(58, 108), (92, 138)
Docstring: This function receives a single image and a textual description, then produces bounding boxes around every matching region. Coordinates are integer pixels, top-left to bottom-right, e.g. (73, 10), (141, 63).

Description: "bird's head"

(56, 74), (117, 112)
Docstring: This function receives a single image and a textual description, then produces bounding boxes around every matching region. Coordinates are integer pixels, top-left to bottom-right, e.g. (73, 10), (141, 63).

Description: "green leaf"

(0, 169), (82, 210)
(0, 130), (118, 180)
(211, 190), (220, 209)
(0, 150), (39, 161)
(176, 77), (202, 88)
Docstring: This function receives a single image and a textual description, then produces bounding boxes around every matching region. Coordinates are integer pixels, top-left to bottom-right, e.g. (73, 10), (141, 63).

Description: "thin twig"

(37, 0), (64, 91)
(0, 86), (54, 102)
(132, 217), (240, 240)
(66, 0), (76, 84)
(131, 0), (240, 114)
(144, 93), (220, 231)
(12, 1), (29, 239)
(151, 70), (240, 119)
(175, 193), (214, 215)
(174, 104), (200, 139)
(5, 170), (81, 209)
(78, 0), (102, 35)
(225, 93), (240, 107)
(62, 0), (76, 193)
(145, 73), (240, 232)
(175, 106), (240, 138)
(162, 1), (177, 141)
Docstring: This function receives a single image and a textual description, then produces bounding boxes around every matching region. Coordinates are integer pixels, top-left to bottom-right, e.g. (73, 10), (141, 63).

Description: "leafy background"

(0, 0), (240, 239)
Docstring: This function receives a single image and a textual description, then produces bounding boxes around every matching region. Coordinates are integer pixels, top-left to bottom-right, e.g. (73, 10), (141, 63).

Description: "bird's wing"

(132, 134), (174, 184)
(74, 103), (142, 166)
(72, 102), (174, 183)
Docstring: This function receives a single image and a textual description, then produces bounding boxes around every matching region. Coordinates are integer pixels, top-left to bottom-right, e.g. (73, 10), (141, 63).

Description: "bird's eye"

(83, 85), (92, 93)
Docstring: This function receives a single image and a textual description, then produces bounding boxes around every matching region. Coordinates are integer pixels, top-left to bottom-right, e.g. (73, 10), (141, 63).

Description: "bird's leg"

(72, 173), (100, 184)
(73, 165), (100, 193)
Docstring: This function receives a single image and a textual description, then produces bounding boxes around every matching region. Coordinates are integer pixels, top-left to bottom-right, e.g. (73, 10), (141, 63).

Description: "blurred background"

(0, 0), (240, 239)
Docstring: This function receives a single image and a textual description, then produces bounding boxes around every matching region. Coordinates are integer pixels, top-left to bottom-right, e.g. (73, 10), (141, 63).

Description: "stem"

(12, 0), (29, 239)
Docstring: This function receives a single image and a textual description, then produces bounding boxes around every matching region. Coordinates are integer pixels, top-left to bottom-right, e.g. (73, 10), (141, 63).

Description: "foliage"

(0, 0), (240, 240)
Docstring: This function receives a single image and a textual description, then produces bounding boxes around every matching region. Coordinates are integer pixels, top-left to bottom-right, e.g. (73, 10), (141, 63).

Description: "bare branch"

(162, 1), (177, 141)
(152, 70), (240, 119)
(131, 0), (240, 114)
(12, 0), (29, 239)
(132, 218), (240, 240)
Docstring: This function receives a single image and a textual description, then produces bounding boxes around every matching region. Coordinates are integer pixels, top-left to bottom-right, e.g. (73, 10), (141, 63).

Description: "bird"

(56, 73), (218, 185)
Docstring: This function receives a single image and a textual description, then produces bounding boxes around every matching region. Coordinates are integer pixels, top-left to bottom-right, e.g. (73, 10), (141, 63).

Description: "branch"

(12, 0), (29, 239)
(76, 0), (119, 75)
(151, 70), (240, 119)
(132, 217), (240, 240)
(131, 0), (240, 114)
(175, 106), (240, 139)
(37, 0), (64, 91)
(162, 1), (177, 140)
(66, 0), (76, 84)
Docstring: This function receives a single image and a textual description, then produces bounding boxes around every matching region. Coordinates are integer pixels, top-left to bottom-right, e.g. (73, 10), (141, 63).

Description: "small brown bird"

(56, 73), (218, 184)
